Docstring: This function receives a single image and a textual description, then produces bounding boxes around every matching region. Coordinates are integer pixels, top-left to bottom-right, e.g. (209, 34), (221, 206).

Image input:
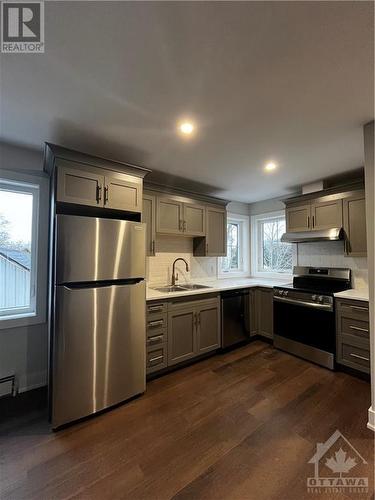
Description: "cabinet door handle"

(148, 355), (163, 365)
(148, 320), (164, 328)
(96, 185), (102, 203)
(183, 220), (187, 231)
(349, 325), (369, 333)
(147, 335), (164, 345)
(151, 240), (155, 254)
(148, 305), (164, 313)
(349, 352), (369, 362)
(197, 312), (201, 325)
(206, 242), (209, 254)
(104, 185), (109, 204)
(312, 215), (315, 228)
(307, 216), (310, 228)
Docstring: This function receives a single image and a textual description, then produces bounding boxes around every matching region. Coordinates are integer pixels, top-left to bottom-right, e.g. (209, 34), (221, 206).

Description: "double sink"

(152, 284), (212, 293)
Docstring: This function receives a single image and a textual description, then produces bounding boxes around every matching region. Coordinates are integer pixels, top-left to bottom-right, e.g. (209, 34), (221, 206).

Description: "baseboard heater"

(0, 375), (17, 398)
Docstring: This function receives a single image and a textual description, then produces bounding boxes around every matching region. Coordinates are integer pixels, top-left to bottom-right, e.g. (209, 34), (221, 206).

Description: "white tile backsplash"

(297, 241), (368, 290)
(147, 235), (217, 285)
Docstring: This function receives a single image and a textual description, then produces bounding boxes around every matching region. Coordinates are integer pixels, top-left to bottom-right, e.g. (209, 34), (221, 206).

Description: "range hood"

(281, 227), (344, 243)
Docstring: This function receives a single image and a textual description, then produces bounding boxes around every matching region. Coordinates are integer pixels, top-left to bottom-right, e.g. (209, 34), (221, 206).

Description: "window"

(219, 213), (249, 277)
(0, 179), (39, 320)
(251, 210), (293, 277)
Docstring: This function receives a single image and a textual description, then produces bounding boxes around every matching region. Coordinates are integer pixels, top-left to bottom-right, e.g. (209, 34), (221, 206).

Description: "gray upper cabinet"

(257, 287), (273, 339)
(286, 204), (311, 232)
(156, 197), (184, 235)
(196, 299), (220, 354)
(183, 203), (206, 236)
(57, 164), (143, 213)
(142, 194), (156, 256)
(311, 199), (342, 230)
(104, 173), (142, 213)
(193, 206), (227, 256)
(168, 305), (196, 366)
(343, 192), (367, 257)
(57, 165), (104, 207)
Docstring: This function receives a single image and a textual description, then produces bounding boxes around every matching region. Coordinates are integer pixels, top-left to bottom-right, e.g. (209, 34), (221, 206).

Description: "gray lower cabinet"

(336, 298), (370, 374)
(249, 288), (258, 337)
(146, 302), (168, 374)
(142, 194), (156, 256)
(343, 191), (367, 257)
(168, 297), (221, 366)
(256, 287), (273, 339)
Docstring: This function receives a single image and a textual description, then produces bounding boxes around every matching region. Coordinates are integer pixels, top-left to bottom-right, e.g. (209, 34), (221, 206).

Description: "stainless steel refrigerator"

(51, 214), (146, 429)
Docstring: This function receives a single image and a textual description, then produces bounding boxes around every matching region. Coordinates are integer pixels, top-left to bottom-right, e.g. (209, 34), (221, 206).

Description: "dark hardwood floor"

(0, 341), (373, 500)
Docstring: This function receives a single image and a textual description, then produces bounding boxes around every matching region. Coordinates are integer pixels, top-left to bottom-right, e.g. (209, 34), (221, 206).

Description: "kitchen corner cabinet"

(343, 192), (367, 257)
(168, 297), (220, 366)
(57, 164), (143, 213)
(249, 288), (258, 337)
(142, 194), (156, 256)
(183, 203), (206, 236)
(286, 199), (342, 233)
(193, 206), (227, 257)
(256, 288), (273, 339)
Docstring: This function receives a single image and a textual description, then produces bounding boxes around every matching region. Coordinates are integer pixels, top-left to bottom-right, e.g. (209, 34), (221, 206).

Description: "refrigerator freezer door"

(52, 281), (146, 428)
(56, 215), (146, 284)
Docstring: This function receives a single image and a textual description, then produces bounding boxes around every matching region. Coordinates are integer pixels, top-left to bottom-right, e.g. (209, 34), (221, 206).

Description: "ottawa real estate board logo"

(307, 429), (369, 495)
(1, 1), (44, 53)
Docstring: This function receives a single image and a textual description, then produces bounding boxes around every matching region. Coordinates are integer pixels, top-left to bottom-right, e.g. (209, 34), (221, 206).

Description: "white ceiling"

(1, 1), (373, 202)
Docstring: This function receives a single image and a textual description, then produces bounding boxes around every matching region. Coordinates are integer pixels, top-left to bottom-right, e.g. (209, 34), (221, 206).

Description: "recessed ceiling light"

(264, 162), (277, 172)
(178, 121), (195, 136)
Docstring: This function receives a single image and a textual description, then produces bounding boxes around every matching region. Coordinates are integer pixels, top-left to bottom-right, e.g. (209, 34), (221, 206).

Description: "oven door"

(273, 298), (335, 353)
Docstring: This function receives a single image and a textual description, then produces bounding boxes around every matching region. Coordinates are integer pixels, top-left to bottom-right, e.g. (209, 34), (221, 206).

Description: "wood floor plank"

(1, 341), (373, 500)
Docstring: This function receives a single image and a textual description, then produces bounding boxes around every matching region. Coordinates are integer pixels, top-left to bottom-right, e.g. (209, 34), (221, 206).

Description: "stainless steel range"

(273, 266), (351, 369)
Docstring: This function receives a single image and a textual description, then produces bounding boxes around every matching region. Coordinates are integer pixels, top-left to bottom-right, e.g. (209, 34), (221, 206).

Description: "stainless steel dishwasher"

(221, 289), (250, 349)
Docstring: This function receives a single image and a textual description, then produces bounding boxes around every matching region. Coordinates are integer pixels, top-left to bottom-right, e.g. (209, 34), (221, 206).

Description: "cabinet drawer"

(336, 300), (369, 321)
(147, 315), (167, 333)
(147, 302), (167, 319)
(339, 316), (369, 340)
(146, 331), (167, 346)
(146, 345), (167, 374)
(338, 341), (370, 373)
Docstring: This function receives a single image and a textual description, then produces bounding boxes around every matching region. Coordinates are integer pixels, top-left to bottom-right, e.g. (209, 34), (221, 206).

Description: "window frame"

(218, 212), (250, 278)
(251, 210), (295, 279)
(0, 170), (49, 330)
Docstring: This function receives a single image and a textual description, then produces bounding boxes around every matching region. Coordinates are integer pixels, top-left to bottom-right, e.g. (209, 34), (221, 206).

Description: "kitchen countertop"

(146, 277), (292, 301)
(334, 289), (369, 302)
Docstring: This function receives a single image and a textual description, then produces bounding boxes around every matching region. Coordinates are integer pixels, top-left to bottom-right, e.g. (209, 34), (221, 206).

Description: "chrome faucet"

(171, 258), (189, 286)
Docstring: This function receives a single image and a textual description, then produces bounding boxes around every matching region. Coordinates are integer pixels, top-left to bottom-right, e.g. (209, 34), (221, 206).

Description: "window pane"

(259, 217), (292, 274)
(221, 222), (240, 272)
(0, 189), (33, 315)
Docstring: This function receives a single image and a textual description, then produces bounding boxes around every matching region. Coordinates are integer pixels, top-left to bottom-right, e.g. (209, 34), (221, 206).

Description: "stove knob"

(284, 290), (289, 296)
(279, 290), (284, 296)
(312, 295), (317, 301)
(318, 296), (324, 303)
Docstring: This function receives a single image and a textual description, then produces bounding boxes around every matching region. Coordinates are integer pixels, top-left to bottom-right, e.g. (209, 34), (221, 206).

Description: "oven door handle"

(273, 295), (333, 312)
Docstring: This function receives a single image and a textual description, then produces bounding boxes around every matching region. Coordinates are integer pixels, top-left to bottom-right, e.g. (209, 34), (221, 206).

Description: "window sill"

(0, 312), (45, 330)
(251, 272), (293, 281)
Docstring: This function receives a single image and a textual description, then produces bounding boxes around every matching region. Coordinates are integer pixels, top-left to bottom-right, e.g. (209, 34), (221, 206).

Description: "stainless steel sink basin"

(152, 284), (212, 293)
(180, 284), (212, 290)
(152, 285), (188, 293)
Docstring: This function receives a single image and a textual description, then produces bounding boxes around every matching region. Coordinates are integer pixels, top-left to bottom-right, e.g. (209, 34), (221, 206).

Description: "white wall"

(363, 121), (374, 431)
(0, 143), (48, 393)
